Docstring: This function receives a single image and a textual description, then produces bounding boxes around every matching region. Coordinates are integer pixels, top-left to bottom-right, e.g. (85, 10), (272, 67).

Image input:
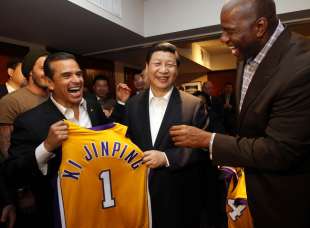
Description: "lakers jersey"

(221, 167), (253, 228)
(56, 121), (151, 228)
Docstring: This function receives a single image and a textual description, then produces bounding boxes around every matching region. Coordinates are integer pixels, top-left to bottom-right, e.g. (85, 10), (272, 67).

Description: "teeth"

(68, 87), (81, 92)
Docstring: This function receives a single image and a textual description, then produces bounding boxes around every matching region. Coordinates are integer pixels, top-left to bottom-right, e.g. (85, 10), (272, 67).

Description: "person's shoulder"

(14, 99), (50, 124)
(127, 89), (147, 105)
(179, 90), (202, 104)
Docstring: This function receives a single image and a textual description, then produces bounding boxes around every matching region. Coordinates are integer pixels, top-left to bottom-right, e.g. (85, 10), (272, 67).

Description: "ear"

(255, 17), (268, 38)
(48, 78), (55, 91)
(7, 68), (13, 78)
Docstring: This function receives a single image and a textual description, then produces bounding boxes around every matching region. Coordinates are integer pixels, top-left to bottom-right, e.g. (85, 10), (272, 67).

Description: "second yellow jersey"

(56, 121), (151, 228)
(222, 167), (253, 228)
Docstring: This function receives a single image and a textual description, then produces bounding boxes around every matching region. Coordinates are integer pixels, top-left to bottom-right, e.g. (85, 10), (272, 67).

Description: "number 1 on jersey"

(99, 170), (116, 209)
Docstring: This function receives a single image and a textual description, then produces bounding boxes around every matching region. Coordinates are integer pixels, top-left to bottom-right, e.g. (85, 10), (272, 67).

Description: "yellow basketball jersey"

(225, 167), (253, 228)
(56, 121), (151, 228)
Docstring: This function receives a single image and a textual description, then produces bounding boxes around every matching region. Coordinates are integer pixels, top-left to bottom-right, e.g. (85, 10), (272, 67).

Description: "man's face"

(203, 82), (214, 96)
(146, 51), (178, 93)
(49, 59), (84, 108)
(30, 56), (49, 89)
(8, 63), (27, 87)
(224, 84), (233, 95)
(220, 6), (259, 60)
(93, 80), (109, 99)
(133, 74), (145, 91)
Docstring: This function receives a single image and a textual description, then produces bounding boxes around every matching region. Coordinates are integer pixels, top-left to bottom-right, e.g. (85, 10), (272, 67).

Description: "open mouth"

(68, 86), (81, 94)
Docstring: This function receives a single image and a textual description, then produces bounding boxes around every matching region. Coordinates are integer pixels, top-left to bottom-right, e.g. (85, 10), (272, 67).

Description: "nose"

(158, 64), (169, 73)
(72, 74), (82, 83)
(220, 31), (229, 45)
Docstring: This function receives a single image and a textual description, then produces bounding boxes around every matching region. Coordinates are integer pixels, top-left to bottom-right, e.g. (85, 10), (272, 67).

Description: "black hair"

(146, 42), (180, 66)
(44, 52), (77, 79)
(7, 57), (22, 70)
(93, 75), (109, 86)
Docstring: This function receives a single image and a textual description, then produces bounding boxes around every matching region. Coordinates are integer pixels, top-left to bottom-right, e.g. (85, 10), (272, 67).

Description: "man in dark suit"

(125, 42), (210, 228)
(170, 0), (310, 227)
(3, 52), (128, 228)
(219, 82), (236, 135)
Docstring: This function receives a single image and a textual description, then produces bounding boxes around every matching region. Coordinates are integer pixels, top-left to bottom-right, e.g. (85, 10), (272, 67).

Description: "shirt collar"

(5, 82), (16, 93)
(149, 86), (174, 103)
(50, 95), (87, 116)
(250, 20), (284, 65)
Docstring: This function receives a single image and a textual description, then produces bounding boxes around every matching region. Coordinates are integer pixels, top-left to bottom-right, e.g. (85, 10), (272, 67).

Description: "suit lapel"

(43, 99), (65, 123)
(154, 87), (180, 149)
(239, 29), (291, 124)
(86, 101), (101, 126)
(140, 90), (153, 148)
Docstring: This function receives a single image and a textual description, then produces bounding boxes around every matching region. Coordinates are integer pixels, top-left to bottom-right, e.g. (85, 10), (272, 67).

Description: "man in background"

(219, 82), (236, 135)
(0, 49), (49, 228)
(0, 58), (26, 99)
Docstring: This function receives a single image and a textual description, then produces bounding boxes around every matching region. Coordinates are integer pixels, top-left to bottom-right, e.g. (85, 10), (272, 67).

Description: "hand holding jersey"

(43, 120), (68, 152)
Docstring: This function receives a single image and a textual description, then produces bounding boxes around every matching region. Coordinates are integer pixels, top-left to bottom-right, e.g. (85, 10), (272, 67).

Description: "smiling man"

(3, 52), (113, 228)
(170, 0), (310, 227)
(124, 42), (210, 228)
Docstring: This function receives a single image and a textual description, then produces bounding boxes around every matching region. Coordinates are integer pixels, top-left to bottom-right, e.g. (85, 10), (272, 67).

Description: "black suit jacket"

(213, 29), (310, 227)
(4, 98), (110, 227)
(125, 87), (209, 228)
(219, 93), (237, 135)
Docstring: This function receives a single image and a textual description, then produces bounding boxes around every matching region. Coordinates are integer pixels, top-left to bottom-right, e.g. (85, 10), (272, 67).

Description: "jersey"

(56, 121), (151, 228)
(222, 167), (253, 228)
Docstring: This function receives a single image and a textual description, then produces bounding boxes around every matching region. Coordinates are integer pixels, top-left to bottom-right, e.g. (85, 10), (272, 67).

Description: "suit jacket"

(4, 98), (110, 228)
(125, 87), (210, 228)
(212, 29), (310, 227)
(0, 84), (8, 99)
(219, 93), (237, 135)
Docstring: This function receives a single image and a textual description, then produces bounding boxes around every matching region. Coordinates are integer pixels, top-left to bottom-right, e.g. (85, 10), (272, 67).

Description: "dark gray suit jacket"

(213, 29), (310, 227)
(125, 87), (210, 228)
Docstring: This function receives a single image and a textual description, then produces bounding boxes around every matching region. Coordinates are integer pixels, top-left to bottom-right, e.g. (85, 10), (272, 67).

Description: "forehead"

(33, 56), (47, 67)
(51, 59), (80, 73)
(150, 51), (177, 62)
(94, 79), (108, 85)
(221, 3), (254, 27)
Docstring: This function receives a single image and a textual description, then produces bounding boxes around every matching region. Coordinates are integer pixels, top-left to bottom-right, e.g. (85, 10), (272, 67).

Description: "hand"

(143, 150), (167, 168)
(169, 125), (211, 148)
(116, 83), (131, 103)
(44, 121), (68, 152)
(0, 204), (16, 228)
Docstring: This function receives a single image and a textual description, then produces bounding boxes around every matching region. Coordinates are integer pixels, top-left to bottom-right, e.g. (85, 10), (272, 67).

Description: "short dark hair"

(44, 52), (77, 79)
(93, 75), (109, 86)
(146, 42), (180, 66)
(6, 57), (22, 70)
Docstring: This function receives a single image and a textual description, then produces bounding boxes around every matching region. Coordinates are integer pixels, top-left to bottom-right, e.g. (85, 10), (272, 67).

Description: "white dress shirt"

(148, 87), (173, 166)
(35, 96), (92, 174)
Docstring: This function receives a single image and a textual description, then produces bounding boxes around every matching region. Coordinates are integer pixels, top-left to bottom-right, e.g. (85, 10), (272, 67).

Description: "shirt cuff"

(35, 142), (55, 175)
(162, 152), (170, 167)
(209, 133), (216, 160)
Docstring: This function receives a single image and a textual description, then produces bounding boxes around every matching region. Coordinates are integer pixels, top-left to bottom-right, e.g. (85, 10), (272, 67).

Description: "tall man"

(170, 0), (310, 227)
(125, 42), (208, 228)
(3, 52), (128, 228)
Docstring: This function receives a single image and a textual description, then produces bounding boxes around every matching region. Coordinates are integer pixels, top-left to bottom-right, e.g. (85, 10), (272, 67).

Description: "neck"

(150, 86), (172, 97)
(6, 80), (19, 90)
